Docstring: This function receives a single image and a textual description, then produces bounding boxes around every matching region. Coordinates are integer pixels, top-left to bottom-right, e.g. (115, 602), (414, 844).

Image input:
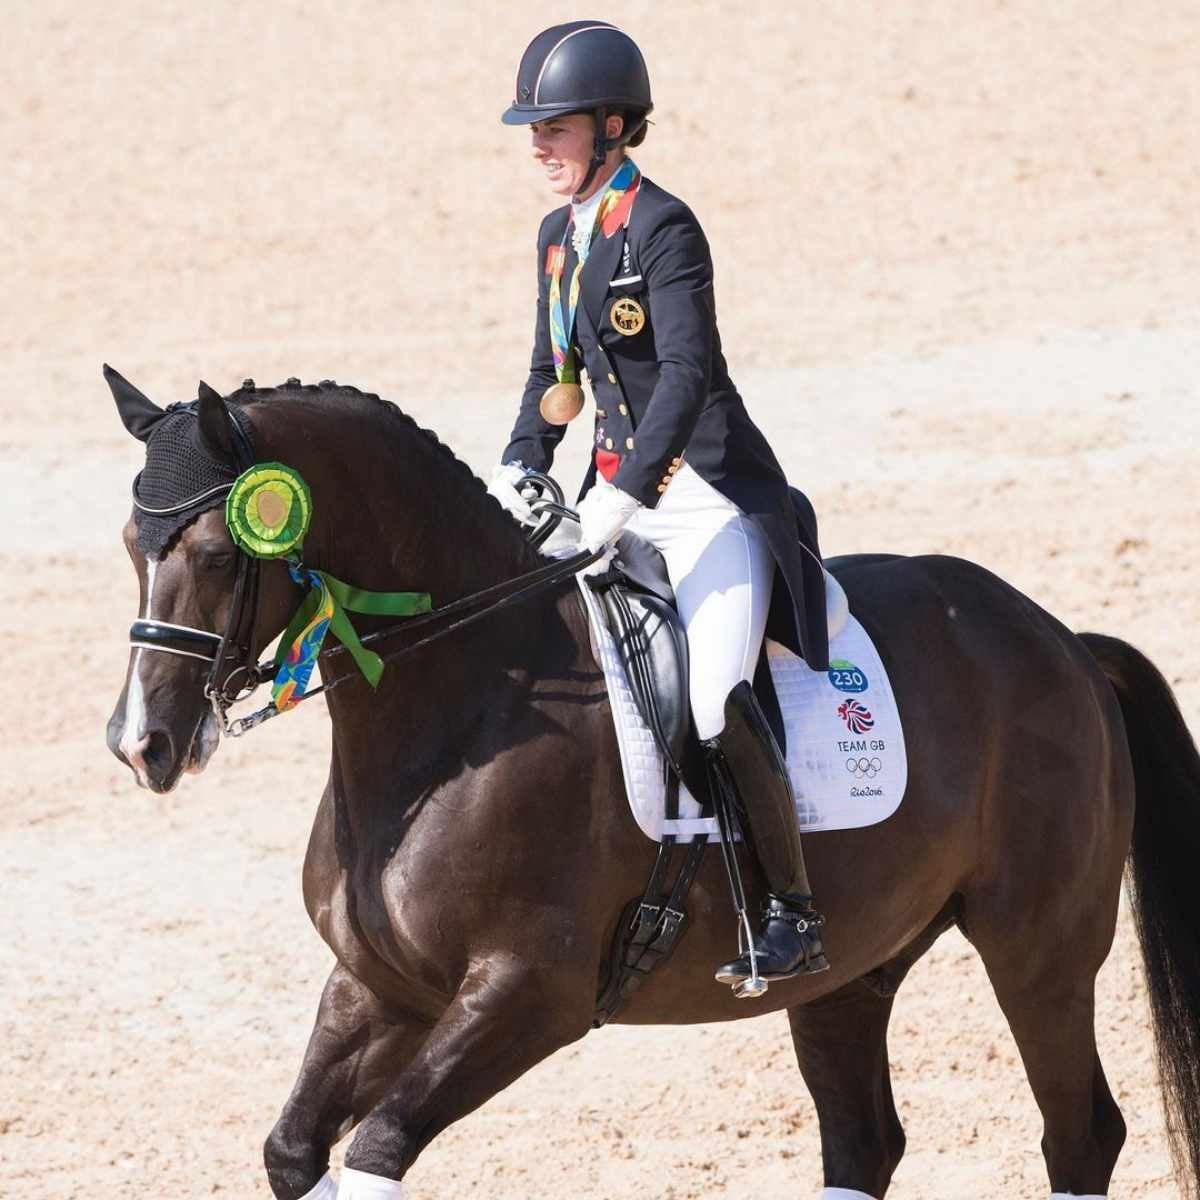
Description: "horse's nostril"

(118, 725), (182, 792)
(142, 729), (175, 778)
(122, 733), (151, 772)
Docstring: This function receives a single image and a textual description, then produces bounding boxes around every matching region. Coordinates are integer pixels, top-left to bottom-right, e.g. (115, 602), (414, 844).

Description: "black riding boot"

(709, 682), (829, 984)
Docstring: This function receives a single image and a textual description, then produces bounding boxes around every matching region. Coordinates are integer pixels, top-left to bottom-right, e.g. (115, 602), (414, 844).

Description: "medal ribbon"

(547, 158), (641, 386)
(271, 562), (432, 711)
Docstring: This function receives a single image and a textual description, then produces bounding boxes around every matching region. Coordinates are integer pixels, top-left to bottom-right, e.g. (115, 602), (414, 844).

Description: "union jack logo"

(837, 698), (875, 734)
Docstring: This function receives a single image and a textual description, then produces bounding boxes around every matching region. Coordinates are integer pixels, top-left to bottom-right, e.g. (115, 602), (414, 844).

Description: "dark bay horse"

(105, 373), (1200, 1199)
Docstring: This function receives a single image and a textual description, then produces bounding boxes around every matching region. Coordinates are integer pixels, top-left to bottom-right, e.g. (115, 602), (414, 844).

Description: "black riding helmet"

(502, 21), (653, 196)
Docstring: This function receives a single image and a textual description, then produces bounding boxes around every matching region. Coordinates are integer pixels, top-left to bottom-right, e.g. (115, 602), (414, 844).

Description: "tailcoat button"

(625, 437), (635, 450)
(608, 373), (617, 384)
(605, 437), (614, 450)
(618, 403), (628, 415)
(657, 484), (668, 494)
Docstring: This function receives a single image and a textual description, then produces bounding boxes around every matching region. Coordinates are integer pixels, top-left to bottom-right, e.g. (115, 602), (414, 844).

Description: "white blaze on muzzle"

(119, 557), (157, 787)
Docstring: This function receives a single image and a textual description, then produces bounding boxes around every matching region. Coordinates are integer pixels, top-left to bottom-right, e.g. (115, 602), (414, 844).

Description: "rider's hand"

(487, 462), (536, 526)
(577, 478), (641, 553)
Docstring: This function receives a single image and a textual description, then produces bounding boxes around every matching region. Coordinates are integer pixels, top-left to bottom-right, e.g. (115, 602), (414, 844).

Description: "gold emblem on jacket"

(610, 297), (646, 336)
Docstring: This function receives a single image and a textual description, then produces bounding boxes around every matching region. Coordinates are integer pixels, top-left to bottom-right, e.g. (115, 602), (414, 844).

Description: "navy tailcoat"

(503, 173), (829, 671)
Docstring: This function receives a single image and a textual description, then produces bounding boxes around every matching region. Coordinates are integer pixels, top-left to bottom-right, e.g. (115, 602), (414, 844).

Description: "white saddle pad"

(579, 581), (908, 842)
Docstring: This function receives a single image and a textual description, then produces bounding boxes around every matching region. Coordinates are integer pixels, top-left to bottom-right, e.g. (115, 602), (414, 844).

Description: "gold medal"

(610, 297), (646, 336)
(539, 381), (585, 424)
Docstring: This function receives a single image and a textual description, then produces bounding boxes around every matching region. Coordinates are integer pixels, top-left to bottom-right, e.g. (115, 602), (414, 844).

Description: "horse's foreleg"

(338, 957), (593, 1191)
(787, 983), (905, 1200)
(264, 965), (434, 1200)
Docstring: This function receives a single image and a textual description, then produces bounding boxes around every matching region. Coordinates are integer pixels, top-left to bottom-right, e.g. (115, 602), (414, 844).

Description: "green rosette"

(226, 462), (312, 558)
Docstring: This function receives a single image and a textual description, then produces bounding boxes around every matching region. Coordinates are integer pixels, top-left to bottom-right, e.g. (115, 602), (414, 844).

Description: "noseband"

(127, 471), (595, 737)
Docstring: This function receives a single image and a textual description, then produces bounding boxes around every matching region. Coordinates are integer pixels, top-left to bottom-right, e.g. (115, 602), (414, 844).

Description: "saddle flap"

(596, 582), (690, 769)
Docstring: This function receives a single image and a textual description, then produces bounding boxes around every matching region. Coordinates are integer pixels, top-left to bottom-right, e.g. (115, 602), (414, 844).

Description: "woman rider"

(487, 21), (831, 986)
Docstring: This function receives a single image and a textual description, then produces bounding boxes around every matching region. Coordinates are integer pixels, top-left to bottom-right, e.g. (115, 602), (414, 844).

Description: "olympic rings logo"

(845, 756), (882, 779)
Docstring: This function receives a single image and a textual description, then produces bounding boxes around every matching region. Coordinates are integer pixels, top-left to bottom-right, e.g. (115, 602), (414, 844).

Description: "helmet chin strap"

(571, 106), (649, 202)
(572, 106), (614, 202)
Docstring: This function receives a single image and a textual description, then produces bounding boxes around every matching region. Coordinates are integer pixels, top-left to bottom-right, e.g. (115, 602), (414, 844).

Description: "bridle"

(127, 472), (598, 737)
(129, 413), (268, 729)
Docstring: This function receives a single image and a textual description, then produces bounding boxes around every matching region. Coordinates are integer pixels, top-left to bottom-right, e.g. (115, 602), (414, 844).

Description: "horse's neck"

(254, 391), (575, 802)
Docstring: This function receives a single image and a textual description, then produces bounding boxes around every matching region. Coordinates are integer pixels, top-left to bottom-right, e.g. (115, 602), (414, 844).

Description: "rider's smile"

(530, 113), (623, 200)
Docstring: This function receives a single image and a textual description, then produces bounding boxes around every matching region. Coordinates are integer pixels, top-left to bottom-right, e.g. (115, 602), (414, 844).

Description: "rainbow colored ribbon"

(547, 158), (642, 386)
(272, 562), (432, 711)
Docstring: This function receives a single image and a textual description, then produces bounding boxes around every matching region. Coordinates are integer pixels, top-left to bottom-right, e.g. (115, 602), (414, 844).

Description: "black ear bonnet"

(131, 401), (255, 557)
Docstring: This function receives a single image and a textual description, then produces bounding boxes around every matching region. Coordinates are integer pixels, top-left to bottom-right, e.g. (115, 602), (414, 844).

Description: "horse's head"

(104, 367), (296, 792)
(106, 368), (549, 793)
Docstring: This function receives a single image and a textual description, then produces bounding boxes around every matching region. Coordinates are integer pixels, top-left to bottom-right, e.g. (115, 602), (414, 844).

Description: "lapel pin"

(610, 297), (646, 336)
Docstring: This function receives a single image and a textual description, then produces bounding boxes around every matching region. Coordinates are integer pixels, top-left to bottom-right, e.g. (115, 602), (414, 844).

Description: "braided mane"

(228, 376), (538, 562)
(231, 376), (481, 489)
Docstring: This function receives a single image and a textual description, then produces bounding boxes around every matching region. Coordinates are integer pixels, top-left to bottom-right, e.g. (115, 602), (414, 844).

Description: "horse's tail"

(1079, 631), (1200, 1192)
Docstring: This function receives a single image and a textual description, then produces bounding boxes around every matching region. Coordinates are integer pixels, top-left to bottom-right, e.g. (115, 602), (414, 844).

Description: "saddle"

(587, 489), (851, 1024)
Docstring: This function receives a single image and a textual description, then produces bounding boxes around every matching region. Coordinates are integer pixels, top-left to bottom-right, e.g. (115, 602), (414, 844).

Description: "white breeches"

(625, 463), (774, 741)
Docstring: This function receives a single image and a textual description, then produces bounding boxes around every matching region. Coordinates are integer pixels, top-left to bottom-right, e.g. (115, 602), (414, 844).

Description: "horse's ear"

(104, 364), (164, 442)
(196, 380), (237, 461)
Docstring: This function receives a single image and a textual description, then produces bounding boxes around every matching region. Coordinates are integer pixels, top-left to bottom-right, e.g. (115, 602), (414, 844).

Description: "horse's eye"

(195, 545), (236, 571)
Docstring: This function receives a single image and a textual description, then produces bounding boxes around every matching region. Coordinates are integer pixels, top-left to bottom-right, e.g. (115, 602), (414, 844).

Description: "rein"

(221, 540), (602, 736)
(128, 470), (598, 738)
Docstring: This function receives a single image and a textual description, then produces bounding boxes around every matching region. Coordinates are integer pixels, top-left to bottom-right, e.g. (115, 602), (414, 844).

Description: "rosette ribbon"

(226, 462), (312, 558)
(223, 462), (432, 712)
(271, 564), (432, 711)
